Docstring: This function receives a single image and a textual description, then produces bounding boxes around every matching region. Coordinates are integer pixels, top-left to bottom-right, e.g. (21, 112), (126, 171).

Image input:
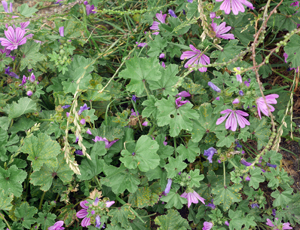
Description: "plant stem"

(39, 191), (46, 210)
(223, 161), (226, 187)
(115, 196), (145, 223)
(94, 176), (102, 189)
(0, 212), (11, 230)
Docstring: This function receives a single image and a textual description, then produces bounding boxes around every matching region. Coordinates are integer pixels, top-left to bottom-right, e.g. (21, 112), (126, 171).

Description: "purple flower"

(80, 119), (86, 125)
(256, 94), (279, 119)
(239, 90), (244, 96)
(142, 121), (148, 126)
(175, 97), (190, 108)
(48, 221), (65, 230)
(208, 82), (221, 92)
(164, 179), (172, 195)
(168, 9), (177, 18)
(20, 21), (30, 30)
(241, 159), (252, 167)
(176, 91), (191, 97)
(0, 26), (27, 50)
(62, 105), (71, 109)
(78, 103), (90, 115)
(235, 67), (242, 83)
(251, 203), (259, 208)
(161, 62), (166, 68)
(29, 73), (35, 82)
(272, 209), (276, 216)
(76, 201), (91, 227)
(291, 1), (299, 7)
(203, 222), (213, 230)
(187, 0), (193, 2)
(266, 218), (292, 230)
(180, 45), (210, 72)
(204, 147), (217, 163)
(93, 136), (118, 149)
(86, 4), (97, 15)
(106, 201), (115, 208)
(59, 26), (64, 37)
(205, 199), (216, 209)
(66, 112), (70, 117)
(27, 91), (33, 96)
(95, 215), (101, 228)
(130, 109), (139, 117)
(216, 109), (250, 131)
(2, 1), (12, 13)
(132, 95), (137, 102)
(232, 98), (239, 104)
(19, 75), (27, 86)
(136, 42), (147, 47)
(245, 176), (251, 181)
(75, 136), (79, 143)
(244, 81), (250, 87)
(210, 12), (220, 19)
(181, 190), (205, 208)
(266, 163), (277, 168)
(159, 53), (165, 58)
(211, 22), (235, 40)
(236, 141), (242, 148)
(284, 53), (299, 72)
(94, 197), (100, 206)
(86, 129), (92, 135)
(225, 221), (229, 226)
(163, 137), (167, 146)
(150, 11), (167, 35)
(215, 0), (254, 15)
(84, 1), (88, 5)
(75, 150), (83, 155)
(215, 96), (220, 101)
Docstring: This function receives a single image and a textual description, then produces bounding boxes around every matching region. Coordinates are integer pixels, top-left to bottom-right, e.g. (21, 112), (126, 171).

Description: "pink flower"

(215, 0), (254, 15)
(26, 91), (33, 96)
(48, 221), (65, 230)
(76, 201), (91, 227)
(20, 21), (30, 30)
(211, 22), (235, 40)
(142, 121), (148, 126)
(175, 97), (190, 108)
(106, 201), (115, 208)
(130, 109), (139, 117)
(181, 190), (205, 208)
(93, 136), (118, 149)
(232, 98), (239, 104)
(256, 94), (279, 119)
(266, 218), (292, 230)
(203, 222), (213, 230)
(235, 67), (242, 82)
(136, 42), (147, 47)
(161, 62), (166, 68)
(216, 109), (250, 131)
(59, 26), (64, 37)
(86, 129), (92, 135)
(210, 12), (220, 19)
(180, 45), (210, 72)
(176, 91), (191, 97)
(150, 11), (167, 35)
(291, 1), (299, 7)
(0, 26), (27, 50)
(283, 53), (299, 72)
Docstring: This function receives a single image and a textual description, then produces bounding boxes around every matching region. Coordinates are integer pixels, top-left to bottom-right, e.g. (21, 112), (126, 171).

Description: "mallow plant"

(0, 0), (299, 229)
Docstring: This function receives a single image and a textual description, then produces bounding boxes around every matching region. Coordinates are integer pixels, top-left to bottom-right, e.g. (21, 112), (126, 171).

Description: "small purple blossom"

(203, 222), (213, 230)
(205, 199), (216, 209)
(175, 97), (190, 108)
(216, 109), (250, 131)
(181, 190), (205, 208)
(26, 91), (33, 96)
(208, 81), (221, 92)
(86, 4), (97, 15)
(239, 90), (244, 96)
(161, 62), (166, 68)
(130, 109), (139, 117)
(59, 26), (64, 37)
(48, 221), (65, 230)
(176, 91), (191, 97)
(210, 12), (220, 19)
(75, 150), (83, 155)
(106, 201), (115, 208)
(245, 176), (251, 181)
(136, 42), (147, 47)
(215, 96), (220, 101)
(244, 81), (250, 87)
(232, 98), (239, 104)
(86, 129), (92, 135)
(241, 159), (252, 167)
(180, 45), (210, 72)
(75, 136), (79, 143)
(29, 73), (35, 82)
(216, 0), (254, 15)
(132, 95), (137, 102)
(19, 75), (27, 86)
(266, 218), (292, 230)
(62, 105), (71, 109)
(251, 203), (259, 209)
(187, 0), (193, 2)
(150, 11), (167, 35)
(204, 147), (217, 163)
(80, 119), (86, 125)
(95, 215), (101, 228)
(164, 179), (172, 195)
(291, 1), (299, 7)
(211, 22), (235, 40)
(78, 103), (90, 115)
(168, 9), (177, 18)
(266, 163), (277, 168)
(272, 209), (276, 216)
(142, 121), (148, 126)
(159, 53), (165, 58)
(236, 67), (242, 83)
(66, 112), (70, 117)
(0, 26), (27, 50)
(256, 94), (279, 119)
(93, 136), (118, 149)
(225, 221), (230, 226)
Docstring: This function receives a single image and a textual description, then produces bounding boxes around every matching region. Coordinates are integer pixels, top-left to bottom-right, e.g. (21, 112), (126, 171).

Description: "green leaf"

(263, 150), (282, 166)
(215, 131), (235, 148)
(285, 34), (300, 68)
(3, 97), (37, 119)
(118, 56), (161, 96)
(160, 190), (187, 209)
(30, 154), (74, 191)
(276, 193), (300, 226)
(97, 124), (124, 141)
(36, 212), (56, 229)
(0, 54), (12, 72)
(108, 204), (135, 229)
(156, 134), (174, 160)
(9, 117), (36, 134)
(249, 117), (271, 150)
(269, 11), (300, 32)
(130, 209), (151, 230)
(249, 168), (265, 189)
(228, 210), (257, 230)
(102, 164), (140, 194)
(211, 40), (243, 63)
(120, 135), (159, 172)
(271, 188), (293, 207)
(186, 1), (200, 20)
(0, 165), (27, 197)
(177, 141), (199, 163)
(14, 202), (38, 229)
(165, 156), (187, 179)
(181, 78), (205, 95)
(77, 142), (106, 180)
(155, 96), (199, 137)
(154, 209), (191, 230)
(17, 3), (38, 17)
(148, 64), (179, 96)
(0, 189), (13, 211)
(142, 95), (159, 118)
(0, 116), (11, 131)
(191, 103), (218, 142)
(21, 133), (61, 171)
(20, 40), (46, 71)
(168, 17), (191, 35)
(188, 169), (204, 188)
(147, 35), (168, 57)
(128, 185), (160, 208)
(212, 183), (242, 211)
